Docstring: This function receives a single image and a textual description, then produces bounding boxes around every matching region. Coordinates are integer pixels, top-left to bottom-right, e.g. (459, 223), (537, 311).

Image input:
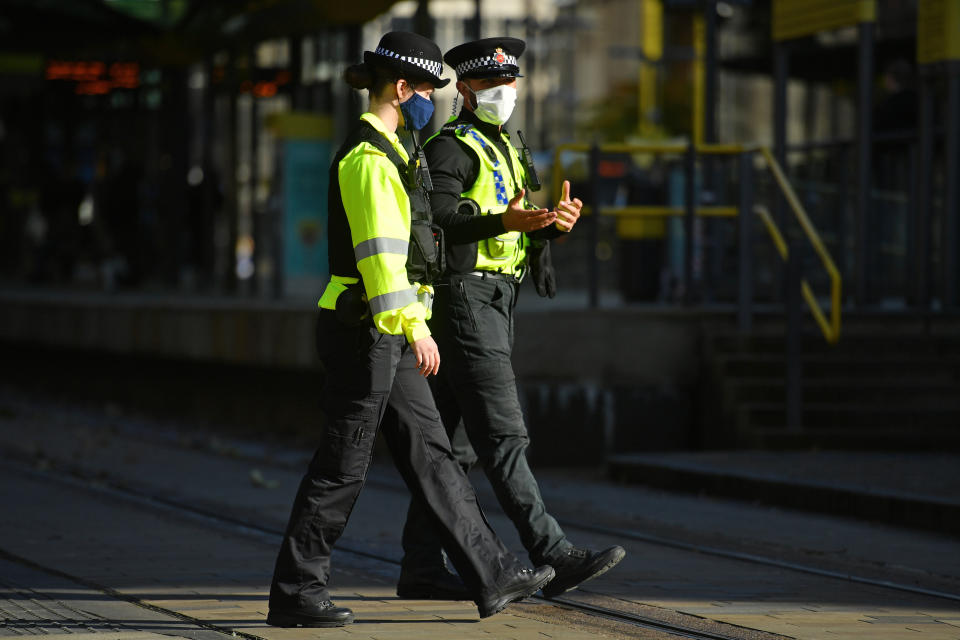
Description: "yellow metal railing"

(603, 206), (738, 218)
(756, 148), (842, 343)
(550, 142), (842, 344)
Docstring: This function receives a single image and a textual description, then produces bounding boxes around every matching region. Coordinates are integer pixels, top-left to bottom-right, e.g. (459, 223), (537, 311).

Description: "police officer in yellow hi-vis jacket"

(266, 32), (556, 629)
(398, 37), (625, 601)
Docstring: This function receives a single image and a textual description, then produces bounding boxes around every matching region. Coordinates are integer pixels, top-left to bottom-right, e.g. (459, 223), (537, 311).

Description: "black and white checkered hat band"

(455, 54), (519, 77)
(375, 47), (443, 78)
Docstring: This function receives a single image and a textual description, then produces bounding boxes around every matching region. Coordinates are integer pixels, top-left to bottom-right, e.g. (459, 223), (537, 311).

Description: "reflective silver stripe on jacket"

(354, 237), (409, 262)
(417, 289), (434, 314)
(369, 287), (418, 315)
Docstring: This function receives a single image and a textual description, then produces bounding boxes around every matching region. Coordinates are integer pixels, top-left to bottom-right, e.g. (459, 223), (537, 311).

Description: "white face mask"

(467, 84), (517, 126)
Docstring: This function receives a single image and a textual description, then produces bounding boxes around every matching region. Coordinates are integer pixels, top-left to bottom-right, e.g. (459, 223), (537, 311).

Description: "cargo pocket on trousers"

(316, 414), (377, 479)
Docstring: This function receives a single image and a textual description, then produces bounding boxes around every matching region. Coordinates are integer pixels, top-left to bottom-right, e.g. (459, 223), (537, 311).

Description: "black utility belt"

(465, 270), (520, 283)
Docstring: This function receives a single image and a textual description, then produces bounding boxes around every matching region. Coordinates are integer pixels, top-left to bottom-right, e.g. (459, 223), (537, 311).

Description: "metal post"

(525, 15), (536, 135)
(906, 141), (918, 306)
(704, 0), (720, 301)
(201, 57), (216, 290)
(773, 42), (789, 304)
(738, 152), (754, 334)
(836, 144), (849, 291)
(773, 43), (788, 232)
(943, 61), (960, 309)
(224, 51), (239, 293)
(414, 0), (434, 39)
(247, 44), (260, 298)
(289, 36), (303, 110)
(916, 67), (935, 307)
(166, 67), (190, 288)
(468, 0), (481, 41)
(704, 0), (717, 146)
(273, 147), (284, 300)
(785, 241), (803, 431)
(855, 21), (874, 306)
(683, 141), (696, 305)
(345, 26), (363, 121)
(588, 143), (601, 309)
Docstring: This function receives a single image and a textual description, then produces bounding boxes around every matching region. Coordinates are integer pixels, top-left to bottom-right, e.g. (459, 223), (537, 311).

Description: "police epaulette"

(448, 123), (473, 137)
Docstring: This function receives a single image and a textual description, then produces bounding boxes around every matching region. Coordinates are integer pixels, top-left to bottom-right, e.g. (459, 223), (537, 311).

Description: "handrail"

(549, 141), (842, 344)
(551, 142), (744, 203)
(757, 148), (841, 343)
(583, 205), (738, 218)
(553, 142), (745, 154)
(754, 205), (838, 343)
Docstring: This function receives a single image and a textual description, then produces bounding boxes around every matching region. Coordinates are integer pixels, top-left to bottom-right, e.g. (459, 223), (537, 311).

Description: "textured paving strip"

(0, 558), (232, 640)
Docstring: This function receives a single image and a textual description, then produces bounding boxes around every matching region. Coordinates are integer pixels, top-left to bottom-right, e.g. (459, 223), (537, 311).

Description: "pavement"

(608, 451), (960, 535)
(2, 388), (960, 639)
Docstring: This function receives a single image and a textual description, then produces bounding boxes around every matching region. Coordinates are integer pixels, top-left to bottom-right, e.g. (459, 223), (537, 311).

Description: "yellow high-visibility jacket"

(318, 113), (431, 343)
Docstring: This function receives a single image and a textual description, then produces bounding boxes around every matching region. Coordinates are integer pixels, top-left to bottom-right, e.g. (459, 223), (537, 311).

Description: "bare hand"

(501, 188), (556, 232)
(554, 180), (583, 232)
(411, 336), (440, 377)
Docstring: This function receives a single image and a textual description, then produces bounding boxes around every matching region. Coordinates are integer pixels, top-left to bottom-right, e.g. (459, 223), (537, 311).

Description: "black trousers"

(269, 310), (519, 608)
(401, 273), (569, 570)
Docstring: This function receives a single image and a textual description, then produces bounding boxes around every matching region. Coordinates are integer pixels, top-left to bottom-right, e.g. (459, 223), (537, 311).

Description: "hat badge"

(494, 47), (506, 64)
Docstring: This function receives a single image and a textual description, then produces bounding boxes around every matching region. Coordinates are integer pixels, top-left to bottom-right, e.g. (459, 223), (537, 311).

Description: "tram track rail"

(248, 458), (960, 605)
(358, 476), (960, 606)
(8, 398), (960, 600)
(3, 402), (960, 638)
(4, 413), (960, 605)
(2, 453), (786, 640)
(91, 418), (960, 606)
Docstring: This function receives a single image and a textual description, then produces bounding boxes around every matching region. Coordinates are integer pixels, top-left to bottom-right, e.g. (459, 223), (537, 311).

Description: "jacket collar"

(457, 108), (508, 143)
(360, 112), (409, 161)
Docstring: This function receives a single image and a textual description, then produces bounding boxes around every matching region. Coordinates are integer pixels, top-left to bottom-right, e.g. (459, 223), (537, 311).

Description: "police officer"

(398, 37), (625, 600)
(266, 32), (555, 628)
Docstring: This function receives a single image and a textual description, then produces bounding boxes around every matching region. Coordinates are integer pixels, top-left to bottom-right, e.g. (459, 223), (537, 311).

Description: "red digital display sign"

(45, 61), (140, 95)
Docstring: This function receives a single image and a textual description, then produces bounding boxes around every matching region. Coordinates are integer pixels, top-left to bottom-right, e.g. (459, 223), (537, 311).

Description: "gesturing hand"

(502, 188), (557, 232)
(411, 336), (440, 377)
(554, 180), (583, 232)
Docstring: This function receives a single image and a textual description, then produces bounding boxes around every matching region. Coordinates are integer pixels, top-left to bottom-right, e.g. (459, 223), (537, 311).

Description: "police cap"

(444, 37), (526, 80)
(364, 31), (450, 88)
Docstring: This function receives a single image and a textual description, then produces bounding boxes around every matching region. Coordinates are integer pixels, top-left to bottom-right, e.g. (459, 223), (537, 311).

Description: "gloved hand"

(528, 240), (556, 298)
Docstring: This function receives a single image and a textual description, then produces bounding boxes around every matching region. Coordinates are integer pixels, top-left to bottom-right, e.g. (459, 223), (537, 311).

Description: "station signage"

(917, 0), (960, 64)
(45, 61), (140, 95)
(772, 0), (876, 42)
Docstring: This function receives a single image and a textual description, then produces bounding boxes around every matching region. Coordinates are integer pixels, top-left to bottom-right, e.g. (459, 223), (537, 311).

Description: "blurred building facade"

(0, 0), (958, 312)
(3, 0), (960, 454)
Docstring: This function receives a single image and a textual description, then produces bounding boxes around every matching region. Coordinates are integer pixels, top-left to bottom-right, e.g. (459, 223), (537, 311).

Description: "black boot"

(541, 545), (626, 598)
(397, 565), (471, 600)
(476, 565), (555, 619)
(266, 600), (355, 627)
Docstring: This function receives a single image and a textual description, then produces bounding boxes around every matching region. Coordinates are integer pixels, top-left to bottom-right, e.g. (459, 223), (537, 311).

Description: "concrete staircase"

(701, 317), (960, 450)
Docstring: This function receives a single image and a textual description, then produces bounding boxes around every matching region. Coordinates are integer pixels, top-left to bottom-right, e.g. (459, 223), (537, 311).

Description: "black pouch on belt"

(334, 283), (371, 327)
